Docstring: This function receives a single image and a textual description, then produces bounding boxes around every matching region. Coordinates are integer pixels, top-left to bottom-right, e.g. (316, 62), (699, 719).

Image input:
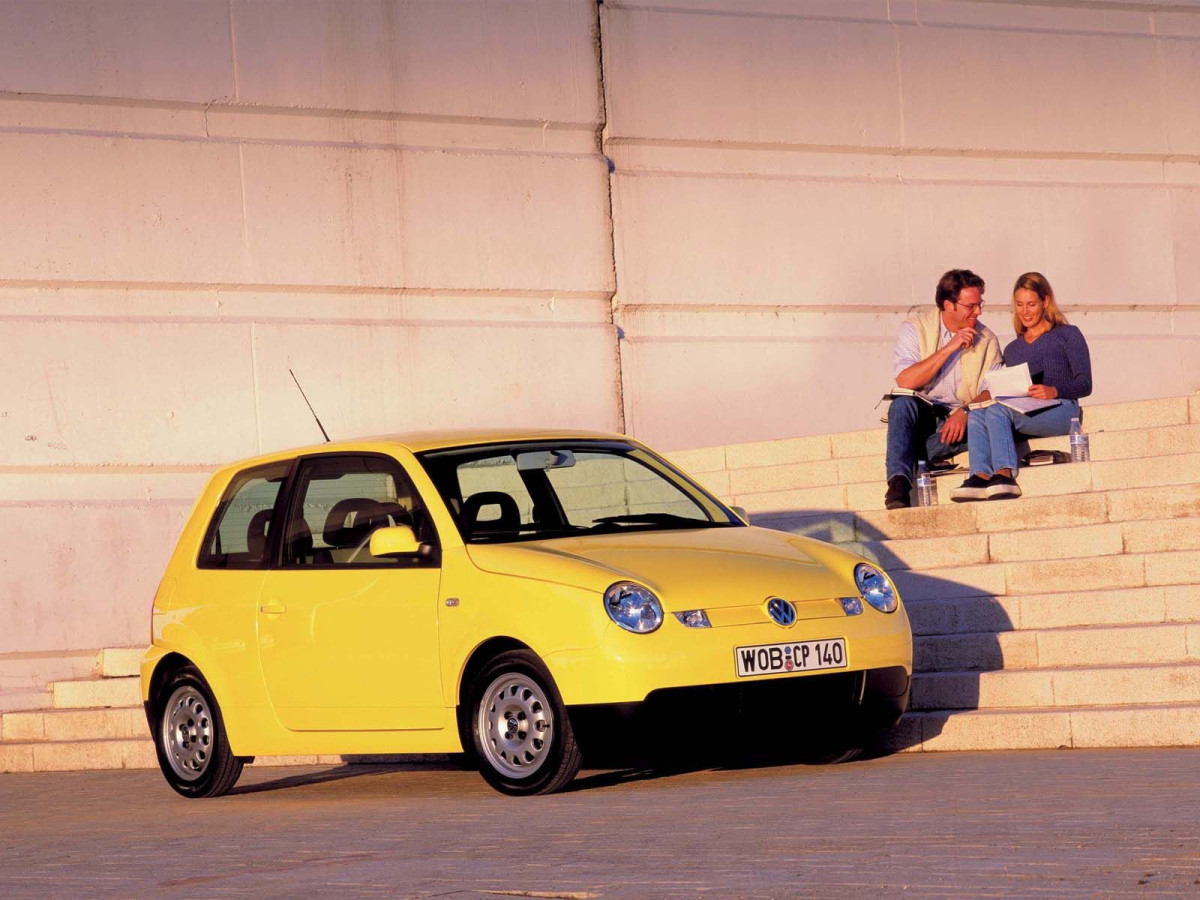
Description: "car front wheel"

(469, 650), (582, 796)
(152, 665), (243, 798)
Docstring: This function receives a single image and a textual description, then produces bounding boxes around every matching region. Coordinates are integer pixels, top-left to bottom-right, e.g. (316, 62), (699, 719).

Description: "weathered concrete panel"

(621, 329), (894, 450)
(240, 144), (613, 291)
(0, 0), (233, 102)
(603, 5), (902, 147)
(1162, 33), (1200, 154)
(239, 143), (407, 288)
(898, 24), (1165, 155)
(1172, 188), (1200, 303)
(250, 321), (622, 454)
(0, 502), (190, 654)
(902, 183), (1047, 308)
(398, 152), (615, 292)
(0, 133), (245, 283)
(1041, 187), (1176, 306)
(611, 174), (908, 305)
(0, 321), (259, 466)
(233, 0), (600, 122)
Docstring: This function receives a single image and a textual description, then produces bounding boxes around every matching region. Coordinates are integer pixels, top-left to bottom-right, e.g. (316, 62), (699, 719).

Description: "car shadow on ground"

(749, 505), (1016, 753)
(230, 758), (471, 795)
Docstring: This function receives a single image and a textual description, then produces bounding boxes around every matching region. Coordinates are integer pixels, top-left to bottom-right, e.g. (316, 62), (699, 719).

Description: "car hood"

(465, 525), (863, 610)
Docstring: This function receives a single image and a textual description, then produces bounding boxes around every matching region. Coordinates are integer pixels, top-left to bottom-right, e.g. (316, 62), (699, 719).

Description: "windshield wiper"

(588, 513), (723, 532)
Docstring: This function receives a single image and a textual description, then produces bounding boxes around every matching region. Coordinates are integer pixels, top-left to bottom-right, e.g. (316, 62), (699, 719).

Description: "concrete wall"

(0, 0), (616, 656)
(2, 0), (1200, 660)
(606, 0), (1200, 449)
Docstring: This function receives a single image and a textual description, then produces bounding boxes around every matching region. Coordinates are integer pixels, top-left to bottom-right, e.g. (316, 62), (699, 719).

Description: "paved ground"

(2, 749), (1199, 899)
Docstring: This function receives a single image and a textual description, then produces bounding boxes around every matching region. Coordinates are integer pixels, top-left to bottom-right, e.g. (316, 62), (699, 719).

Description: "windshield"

(417, 440), (741, 544)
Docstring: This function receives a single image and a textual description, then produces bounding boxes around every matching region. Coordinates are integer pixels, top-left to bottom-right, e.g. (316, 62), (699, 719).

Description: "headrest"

(246, 509), (273, 559)
(461, 491), (521, 536)
(323, 498), (391, 549)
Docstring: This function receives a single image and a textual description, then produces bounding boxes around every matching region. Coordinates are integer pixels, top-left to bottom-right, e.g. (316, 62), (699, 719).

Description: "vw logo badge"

(766, 596), (796, 627)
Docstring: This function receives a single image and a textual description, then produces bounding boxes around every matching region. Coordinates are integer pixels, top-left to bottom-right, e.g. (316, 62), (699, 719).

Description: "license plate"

(735, 638), (847, 678)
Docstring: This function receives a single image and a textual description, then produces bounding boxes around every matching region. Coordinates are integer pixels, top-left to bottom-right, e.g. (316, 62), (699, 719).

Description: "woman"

(951, 272), (1092, 501)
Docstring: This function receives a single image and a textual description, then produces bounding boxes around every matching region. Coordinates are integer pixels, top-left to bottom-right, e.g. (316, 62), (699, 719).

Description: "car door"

(256, 452), (444, 732)
(188, 461), (292, 710)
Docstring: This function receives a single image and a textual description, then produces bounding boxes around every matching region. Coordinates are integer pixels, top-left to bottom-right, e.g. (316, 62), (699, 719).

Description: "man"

(884, 269), (1002, 509)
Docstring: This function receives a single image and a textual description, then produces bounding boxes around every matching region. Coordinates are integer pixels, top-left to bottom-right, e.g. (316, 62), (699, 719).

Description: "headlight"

(604, 582), (664, 633)
(854, 563), (897, 613)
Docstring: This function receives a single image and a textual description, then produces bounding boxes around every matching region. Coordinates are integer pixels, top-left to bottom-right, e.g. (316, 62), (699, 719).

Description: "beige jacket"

(909, 305), (1001, 406)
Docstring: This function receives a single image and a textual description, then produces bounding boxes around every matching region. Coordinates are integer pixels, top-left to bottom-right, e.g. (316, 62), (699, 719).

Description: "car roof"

(220, 427), (639, 472)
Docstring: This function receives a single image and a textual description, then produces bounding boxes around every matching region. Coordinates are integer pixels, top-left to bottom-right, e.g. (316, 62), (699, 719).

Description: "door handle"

(259, 599), (286, 615)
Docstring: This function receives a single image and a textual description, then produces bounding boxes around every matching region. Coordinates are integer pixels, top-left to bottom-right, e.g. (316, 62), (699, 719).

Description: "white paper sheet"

(983, 363), (1033, 399)
(983, 363), (1059, 413)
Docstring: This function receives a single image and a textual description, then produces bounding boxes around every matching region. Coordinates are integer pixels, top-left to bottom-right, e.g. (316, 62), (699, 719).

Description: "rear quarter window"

(197, 462), (291, 569)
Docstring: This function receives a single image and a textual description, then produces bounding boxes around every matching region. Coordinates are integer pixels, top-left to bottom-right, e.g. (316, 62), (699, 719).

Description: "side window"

(282, 455), (437, 568)
(198, 462), (290, 569)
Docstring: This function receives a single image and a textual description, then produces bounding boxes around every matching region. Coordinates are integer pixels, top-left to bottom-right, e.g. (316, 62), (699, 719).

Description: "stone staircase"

(0, 648), (362, 773)
(670, 392), (1200, 752)
(2, 393), (1197, 772)
(0, 649), (154, 772)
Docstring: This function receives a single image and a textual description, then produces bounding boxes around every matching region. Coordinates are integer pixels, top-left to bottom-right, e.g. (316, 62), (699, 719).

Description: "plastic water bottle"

(1069, 417), (1090, 462)
(916, 461), (936, 507)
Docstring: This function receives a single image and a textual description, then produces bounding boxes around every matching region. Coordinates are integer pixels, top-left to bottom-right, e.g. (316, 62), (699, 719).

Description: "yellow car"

(142, 429), (911, 797)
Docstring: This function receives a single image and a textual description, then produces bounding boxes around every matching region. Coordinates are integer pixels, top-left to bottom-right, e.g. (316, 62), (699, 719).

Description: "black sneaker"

(884, 475), (911, 510)
(986, 474), (1022, 500)
(950, 474), (990, 502)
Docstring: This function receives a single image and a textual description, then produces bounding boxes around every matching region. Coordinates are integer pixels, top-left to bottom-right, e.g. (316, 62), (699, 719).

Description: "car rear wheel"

(152, 665), (243, 798)
(469, 650), (582, 796)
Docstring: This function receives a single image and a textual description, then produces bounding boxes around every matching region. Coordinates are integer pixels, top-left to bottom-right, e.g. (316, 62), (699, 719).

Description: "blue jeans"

(885, 396), (967, 483)
(966, 399), (1081, 476)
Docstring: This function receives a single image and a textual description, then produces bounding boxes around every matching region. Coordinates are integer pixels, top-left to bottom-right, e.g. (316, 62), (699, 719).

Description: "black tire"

(467, 650), (582, 796)
(152, 665), (243, 798)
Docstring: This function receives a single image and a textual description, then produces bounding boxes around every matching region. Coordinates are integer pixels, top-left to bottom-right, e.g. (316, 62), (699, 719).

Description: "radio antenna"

(289, 368), (330, 443)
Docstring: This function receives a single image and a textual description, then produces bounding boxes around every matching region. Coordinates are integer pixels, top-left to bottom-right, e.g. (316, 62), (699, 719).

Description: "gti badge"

(766, 596), (796, 627)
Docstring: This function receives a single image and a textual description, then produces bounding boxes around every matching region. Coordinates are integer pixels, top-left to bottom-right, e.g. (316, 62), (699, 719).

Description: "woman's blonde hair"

(1012, 271), (1068, 335)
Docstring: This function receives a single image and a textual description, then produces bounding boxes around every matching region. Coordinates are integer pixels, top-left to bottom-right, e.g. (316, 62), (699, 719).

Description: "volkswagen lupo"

(142, 429), (911, 796)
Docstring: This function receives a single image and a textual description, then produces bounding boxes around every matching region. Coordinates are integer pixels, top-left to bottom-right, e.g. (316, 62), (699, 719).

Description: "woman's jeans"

(967, 398), (1081, 476)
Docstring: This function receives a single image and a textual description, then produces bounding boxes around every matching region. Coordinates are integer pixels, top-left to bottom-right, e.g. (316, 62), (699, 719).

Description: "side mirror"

(369, 524), (421, 558)
(731, 505), (749, 523)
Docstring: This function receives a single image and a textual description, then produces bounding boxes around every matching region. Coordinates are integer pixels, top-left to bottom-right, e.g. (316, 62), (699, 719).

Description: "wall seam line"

(595, 0), (626, 435)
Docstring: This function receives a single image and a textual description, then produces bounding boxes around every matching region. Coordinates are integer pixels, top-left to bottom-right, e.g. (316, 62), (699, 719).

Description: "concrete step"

(98, 648), (145, 678)
(907, 584), (1200, 637)
(0, 737), (156, 773)
(855, 515), (1200, 572)
(671, 394), (1200, 477)
(1, 706), (146, 743)
(911, 663), (1200, 711)
(891, 549), (1200, 601)
(729, 428), (1200, 498)
(736, 451), (1200, 512)
(1021, 423), (1200, 462)
(0, 690), (53, 714)
(52, 677), (140, 710)
(891, 702), (1200, 752)
(758, 483), (1200, 545)
(0, 650), (102, 692)
(914, 622), (1200, 673)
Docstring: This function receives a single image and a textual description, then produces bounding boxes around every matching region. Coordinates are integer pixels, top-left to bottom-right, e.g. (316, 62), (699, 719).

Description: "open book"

(875, 387), (949, 423)
(876, 387), (939, 409)
(971, 364), (1059, 414)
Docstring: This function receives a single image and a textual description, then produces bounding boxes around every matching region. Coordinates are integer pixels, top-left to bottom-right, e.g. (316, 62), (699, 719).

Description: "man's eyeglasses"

(952, 299), (984, 313)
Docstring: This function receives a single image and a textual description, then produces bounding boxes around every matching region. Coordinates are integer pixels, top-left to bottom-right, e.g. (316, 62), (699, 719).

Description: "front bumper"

(544, 601), (912, 707)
